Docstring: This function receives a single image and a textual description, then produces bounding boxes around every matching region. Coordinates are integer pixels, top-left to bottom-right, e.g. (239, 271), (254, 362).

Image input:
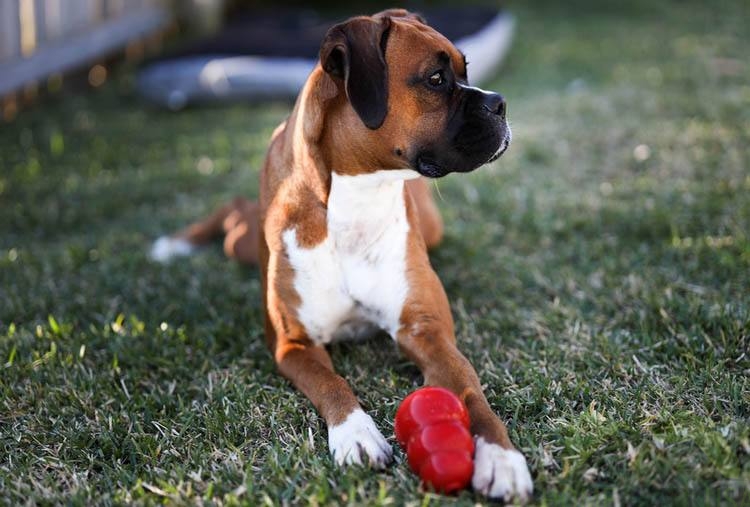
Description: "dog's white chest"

(282, 170), (419, 344)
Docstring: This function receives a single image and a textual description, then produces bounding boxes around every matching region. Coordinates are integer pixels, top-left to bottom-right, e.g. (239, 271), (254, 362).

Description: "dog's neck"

(285, 66), (416, 206)
(326, 170), (414, 253)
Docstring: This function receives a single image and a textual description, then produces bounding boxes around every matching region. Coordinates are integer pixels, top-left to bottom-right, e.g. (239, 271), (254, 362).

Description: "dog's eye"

(428, 71), (444, 87)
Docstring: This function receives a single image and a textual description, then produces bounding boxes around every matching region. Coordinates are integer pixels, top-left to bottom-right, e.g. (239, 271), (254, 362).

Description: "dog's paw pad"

(328, 409), (393, 469)
(472, 437), (533, 503)
(150, 236), (194, 263)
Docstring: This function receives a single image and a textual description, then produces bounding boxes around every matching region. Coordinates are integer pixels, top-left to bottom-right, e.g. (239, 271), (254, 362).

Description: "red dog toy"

(394, 387), (474, 494)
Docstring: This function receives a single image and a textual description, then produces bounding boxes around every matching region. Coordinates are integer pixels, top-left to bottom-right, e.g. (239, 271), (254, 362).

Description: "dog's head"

(320, 9), (510, 178)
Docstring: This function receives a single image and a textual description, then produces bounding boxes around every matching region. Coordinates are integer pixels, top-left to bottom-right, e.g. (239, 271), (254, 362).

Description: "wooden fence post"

(0, 1), (21, 61)
(34, 0), (47, 47)
(0, 0), (171, 96)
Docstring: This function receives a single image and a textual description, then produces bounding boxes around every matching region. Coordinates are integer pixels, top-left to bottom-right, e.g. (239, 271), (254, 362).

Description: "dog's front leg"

(396, 275), (533, 501)
(273, 339), (393, 468)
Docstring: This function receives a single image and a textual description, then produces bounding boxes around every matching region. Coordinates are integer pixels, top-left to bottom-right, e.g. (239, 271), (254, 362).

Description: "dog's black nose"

(482, 92), (506, 118)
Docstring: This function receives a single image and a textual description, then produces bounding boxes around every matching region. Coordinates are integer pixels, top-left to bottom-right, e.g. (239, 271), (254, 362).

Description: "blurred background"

(0, 0), (515, 113)
(0, 1), (748, 504)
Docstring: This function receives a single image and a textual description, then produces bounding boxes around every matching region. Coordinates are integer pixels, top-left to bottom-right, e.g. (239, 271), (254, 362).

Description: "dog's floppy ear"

(320, 16), (392, 130)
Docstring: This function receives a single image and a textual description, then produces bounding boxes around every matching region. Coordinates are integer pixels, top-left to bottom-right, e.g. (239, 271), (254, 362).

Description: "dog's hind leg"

(150, 197), (260, 264)
(221, 198), (260, 264)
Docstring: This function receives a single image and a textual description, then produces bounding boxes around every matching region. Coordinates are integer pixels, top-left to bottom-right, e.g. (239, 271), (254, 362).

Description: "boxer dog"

(151, 9), (532, 502)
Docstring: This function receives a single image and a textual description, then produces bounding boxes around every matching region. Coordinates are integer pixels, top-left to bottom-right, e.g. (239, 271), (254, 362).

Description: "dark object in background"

(165, 6), (501, 60)
(137, 6), (514, 109)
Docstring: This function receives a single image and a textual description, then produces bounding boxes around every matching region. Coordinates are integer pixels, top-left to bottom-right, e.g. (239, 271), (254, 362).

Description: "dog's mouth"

(414, 154), (486, 178)
(487, 134), (511, 164)
(416, 156), (445, 178)
(414, 132), (511, 178)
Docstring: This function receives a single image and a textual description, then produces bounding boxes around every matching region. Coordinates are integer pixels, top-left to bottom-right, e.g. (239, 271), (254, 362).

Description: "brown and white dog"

(151, 9), (532, 502)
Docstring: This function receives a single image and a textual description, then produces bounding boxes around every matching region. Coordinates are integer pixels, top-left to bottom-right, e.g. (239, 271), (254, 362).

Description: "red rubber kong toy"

(394, 387), (474, 494)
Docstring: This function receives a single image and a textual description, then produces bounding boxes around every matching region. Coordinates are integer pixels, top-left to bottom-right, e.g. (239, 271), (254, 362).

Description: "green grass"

(1, 0), (749, 504)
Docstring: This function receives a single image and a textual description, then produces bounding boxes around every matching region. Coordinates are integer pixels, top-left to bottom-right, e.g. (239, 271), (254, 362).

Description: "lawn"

(1, 0), (748, 505)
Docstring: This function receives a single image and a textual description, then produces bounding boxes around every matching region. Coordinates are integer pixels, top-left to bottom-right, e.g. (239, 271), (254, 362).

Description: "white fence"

(0, 0), (171, 96)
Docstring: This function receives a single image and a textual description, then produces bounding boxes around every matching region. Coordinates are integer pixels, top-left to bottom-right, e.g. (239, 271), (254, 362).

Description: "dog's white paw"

(472, 437), (533, 503)
(150, 236), (194, 263)
(328, 409), (393, 469)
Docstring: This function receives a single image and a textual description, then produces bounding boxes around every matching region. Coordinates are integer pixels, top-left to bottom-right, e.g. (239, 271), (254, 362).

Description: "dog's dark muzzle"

(412, 85), (509, 178)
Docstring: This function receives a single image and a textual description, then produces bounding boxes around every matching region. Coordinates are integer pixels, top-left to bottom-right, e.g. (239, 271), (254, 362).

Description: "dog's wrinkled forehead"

(385, 14), (467, 80)
(372, 7), (426, 24)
